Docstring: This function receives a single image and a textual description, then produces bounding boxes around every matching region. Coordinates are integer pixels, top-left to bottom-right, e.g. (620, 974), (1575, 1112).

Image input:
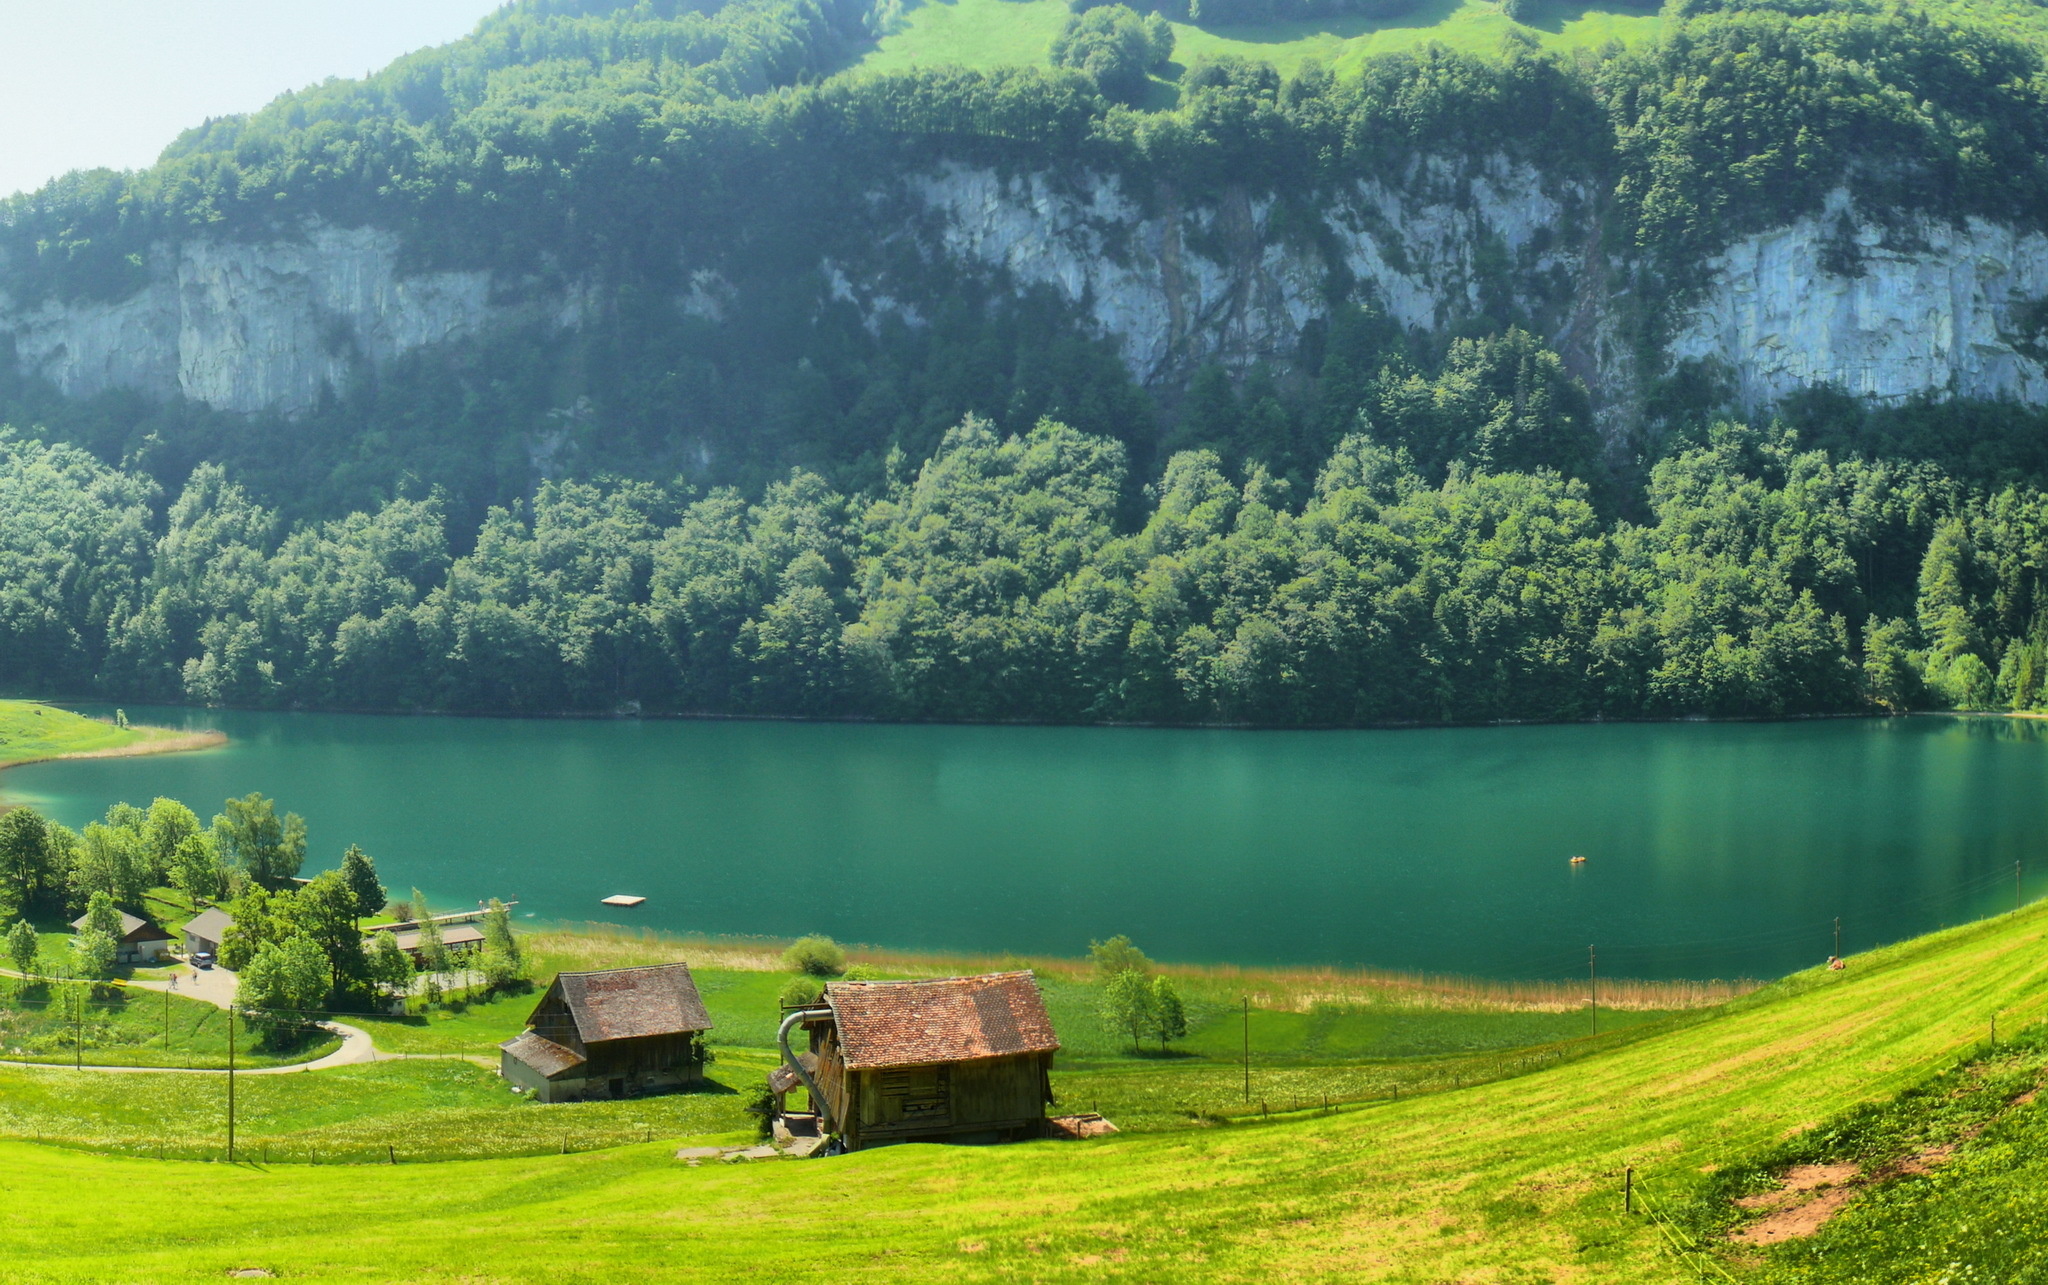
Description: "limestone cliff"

(5, 168), (2046, 428)
(0, 224), (572, 415)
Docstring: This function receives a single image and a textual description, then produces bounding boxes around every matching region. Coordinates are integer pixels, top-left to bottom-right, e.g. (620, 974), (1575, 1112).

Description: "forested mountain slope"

(7, 0), (2048, 721)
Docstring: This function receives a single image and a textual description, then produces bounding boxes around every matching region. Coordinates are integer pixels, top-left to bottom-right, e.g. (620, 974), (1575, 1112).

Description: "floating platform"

(600, 895), (646, 908)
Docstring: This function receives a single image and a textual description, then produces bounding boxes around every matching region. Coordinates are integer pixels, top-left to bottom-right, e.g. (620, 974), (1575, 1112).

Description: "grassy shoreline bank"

(0, 700), (224, 780)
(528, 920), (1758, 1012)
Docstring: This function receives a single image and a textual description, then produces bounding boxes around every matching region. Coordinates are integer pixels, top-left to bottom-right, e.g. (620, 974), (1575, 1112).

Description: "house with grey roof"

(181, 907), (234, 958)
(70, 910), (176, 965)
(499, 963), (713, 1103)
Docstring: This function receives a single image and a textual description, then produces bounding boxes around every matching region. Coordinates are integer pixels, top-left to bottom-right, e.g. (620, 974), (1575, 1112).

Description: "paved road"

(0, 962), (491, 1075)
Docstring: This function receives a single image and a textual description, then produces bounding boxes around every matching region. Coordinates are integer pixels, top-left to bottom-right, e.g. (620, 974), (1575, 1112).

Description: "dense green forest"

(7, 0), (2048, 721)
(7, 405), (2044, 722)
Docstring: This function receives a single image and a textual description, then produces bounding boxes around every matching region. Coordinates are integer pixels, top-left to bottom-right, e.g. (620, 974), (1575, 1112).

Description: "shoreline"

(528, 920), (1758, 1013)
(0, 711), (227, 812)
(0, 728), (229, 772)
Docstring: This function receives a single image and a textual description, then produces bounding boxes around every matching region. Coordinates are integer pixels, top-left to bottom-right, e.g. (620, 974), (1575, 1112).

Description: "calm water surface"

(6, 710), (2044, 979)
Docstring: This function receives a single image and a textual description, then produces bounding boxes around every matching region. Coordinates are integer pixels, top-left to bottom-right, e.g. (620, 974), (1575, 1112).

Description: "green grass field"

(0, 900), (2038, 1280)
(853, 0), (1666, 85)
(0, 1057), (764, 1164)
(0, 701), (158, 769)
(0, 983), (337, 1069)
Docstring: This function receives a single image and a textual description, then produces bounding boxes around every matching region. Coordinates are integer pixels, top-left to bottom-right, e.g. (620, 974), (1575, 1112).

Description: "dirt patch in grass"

(1732, 1141), (1973, 1244)
(1735, 1183), (1860, 1245)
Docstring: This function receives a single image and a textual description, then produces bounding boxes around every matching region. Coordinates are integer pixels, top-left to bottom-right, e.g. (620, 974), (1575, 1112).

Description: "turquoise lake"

(5, 708), (2044, 980)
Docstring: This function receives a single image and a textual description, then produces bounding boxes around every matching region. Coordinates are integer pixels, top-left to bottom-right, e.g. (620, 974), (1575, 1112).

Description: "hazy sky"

(0, 0), (505, 199)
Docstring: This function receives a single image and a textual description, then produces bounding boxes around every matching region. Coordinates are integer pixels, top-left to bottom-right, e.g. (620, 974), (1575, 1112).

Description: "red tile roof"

(556, 963), (712, 1043)
(826, 972), (1059, 1070)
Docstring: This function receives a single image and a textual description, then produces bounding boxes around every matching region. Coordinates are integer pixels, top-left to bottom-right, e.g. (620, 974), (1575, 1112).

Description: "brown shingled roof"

(558, 963), (712, 1043)
(501, 1031), (587, 1079)
(826, 972), (1059, 1070)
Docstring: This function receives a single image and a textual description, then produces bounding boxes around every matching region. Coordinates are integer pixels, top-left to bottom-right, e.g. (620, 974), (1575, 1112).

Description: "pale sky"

(0, 0), (506, 199)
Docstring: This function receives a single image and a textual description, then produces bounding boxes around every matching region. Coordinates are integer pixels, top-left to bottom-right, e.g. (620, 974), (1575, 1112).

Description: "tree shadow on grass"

(1515, 0), (1660, 35)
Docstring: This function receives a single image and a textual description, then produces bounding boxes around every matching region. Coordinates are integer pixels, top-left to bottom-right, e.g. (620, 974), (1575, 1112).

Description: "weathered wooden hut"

(499, 963), (713, 1102)
(786, 971), (1059, 1150)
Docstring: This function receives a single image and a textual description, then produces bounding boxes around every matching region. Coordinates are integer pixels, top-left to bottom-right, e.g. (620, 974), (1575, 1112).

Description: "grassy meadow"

(853, 0), (1668, 86)
(848, 0), (2048, 89)
(0, 982), (337, 1069)
(0, 701), (211, 771)
(0, 899), (2037, 1280)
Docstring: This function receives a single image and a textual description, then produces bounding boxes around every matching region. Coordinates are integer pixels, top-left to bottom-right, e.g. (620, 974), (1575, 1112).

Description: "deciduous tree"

(1099, 968), (1155, 1053)
(211, 794), (307, 889)
(1150, 975), (1188, 1051)
(6, 919), (40, 982)
(339, 846), (387, 927)
(0, 808), (52, 912)
(238, 934), (329, 1036)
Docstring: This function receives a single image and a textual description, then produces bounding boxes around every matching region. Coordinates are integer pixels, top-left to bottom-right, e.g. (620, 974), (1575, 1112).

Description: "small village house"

(499, 963), (713, 1102)
(181, 907), (234, 958)
(72, 910), (176, 965)
(371, 922), (485, 964)
(784, 971), (1059, 1150)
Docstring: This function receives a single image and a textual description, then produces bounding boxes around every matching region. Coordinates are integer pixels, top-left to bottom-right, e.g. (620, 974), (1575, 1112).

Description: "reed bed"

(531, 922), (1755, 1012)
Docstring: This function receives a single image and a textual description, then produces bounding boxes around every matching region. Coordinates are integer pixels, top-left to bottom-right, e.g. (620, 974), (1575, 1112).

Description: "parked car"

(192, 952), (215, 970)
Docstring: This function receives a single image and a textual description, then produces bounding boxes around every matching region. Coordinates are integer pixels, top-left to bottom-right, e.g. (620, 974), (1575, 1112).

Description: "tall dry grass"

(527, 922), (1755, 1012)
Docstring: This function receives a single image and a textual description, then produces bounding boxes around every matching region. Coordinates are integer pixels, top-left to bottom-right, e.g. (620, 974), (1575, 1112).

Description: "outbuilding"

(499, 963), (713, 1102)
(379, 923), (486, 964)
(784, 971), (1059, 1150)
(71, 910), (176, 965)
(182, 907), (234, 958)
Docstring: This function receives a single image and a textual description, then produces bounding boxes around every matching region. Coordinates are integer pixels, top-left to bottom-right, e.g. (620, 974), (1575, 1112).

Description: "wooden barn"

(782, 971), (1059, 1150)
(499, 963), (713, 1103)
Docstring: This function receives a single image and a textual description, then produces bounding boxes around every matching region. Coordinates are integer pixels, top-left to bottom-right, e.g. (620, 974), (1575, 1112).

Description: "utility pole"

(1833, 917), (1841, 959)
(227, 1007), (237, 1164)
(1242, 997), (1250, 1105)
(72, 989), (81, 1069)
(1588, 945), (1597, 1037)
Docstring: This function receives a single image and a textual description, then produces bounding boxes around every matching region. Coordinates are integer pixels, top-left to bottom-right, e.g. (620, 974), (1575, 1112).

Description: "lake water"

(5, 709), (2044, 980)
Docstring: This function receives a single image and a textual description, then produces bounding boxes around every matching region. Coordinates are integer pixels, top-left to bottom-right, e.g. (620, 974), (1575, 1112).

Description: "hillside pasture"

(0, 902), (2040, 1279)
(853, 0), (1666, 83)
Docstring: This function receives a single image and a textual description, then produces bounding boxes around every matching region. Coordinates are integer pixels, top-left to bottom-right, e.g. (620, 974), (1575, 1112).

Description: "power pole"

(1242, 996), (1250, 1105)
(72, 989), (81, 1069)
(1833, 917), (1841, 959)
(227, 1007), (237, 1164)
(1588, 945), (1597, 1037)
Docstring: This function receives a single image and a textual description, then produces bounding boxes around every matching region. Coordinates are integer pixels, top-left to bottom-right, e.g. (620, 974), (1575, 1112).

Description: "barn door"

(878, 1067), (951, 1125)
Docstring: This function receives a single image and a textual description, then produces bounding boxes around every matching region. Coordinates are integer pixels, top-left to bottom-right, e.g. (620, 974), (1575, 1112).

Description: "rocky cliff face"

(1, 224), (569, 415)
(1667, 192), (2048, 408)
(883, 157), (1587, 387)
(4, 171), (2045, 428)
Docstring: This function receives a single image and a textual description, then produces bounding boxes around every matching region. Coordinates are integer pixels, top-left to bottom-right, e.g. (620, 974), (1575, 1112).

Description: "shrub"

(1090, 934), (1151, 978)
(782, 935), (847, 977)
(1050, 4), (1173, 105)
(778, 976), (825, 1008)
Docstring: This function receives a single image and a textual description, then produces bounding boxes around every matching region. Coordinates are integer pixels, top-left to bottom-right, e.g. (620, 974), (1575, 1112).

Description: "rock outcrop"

(1667, 193), (2048, 408)
(4, 169), (2045, 427)
(2, 224), (556, 415)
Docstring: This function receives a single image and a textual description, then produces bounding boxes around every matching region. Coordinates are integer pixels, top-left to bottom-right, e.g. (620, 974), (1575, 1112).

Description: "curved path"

(0, 965), (493, 1076)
